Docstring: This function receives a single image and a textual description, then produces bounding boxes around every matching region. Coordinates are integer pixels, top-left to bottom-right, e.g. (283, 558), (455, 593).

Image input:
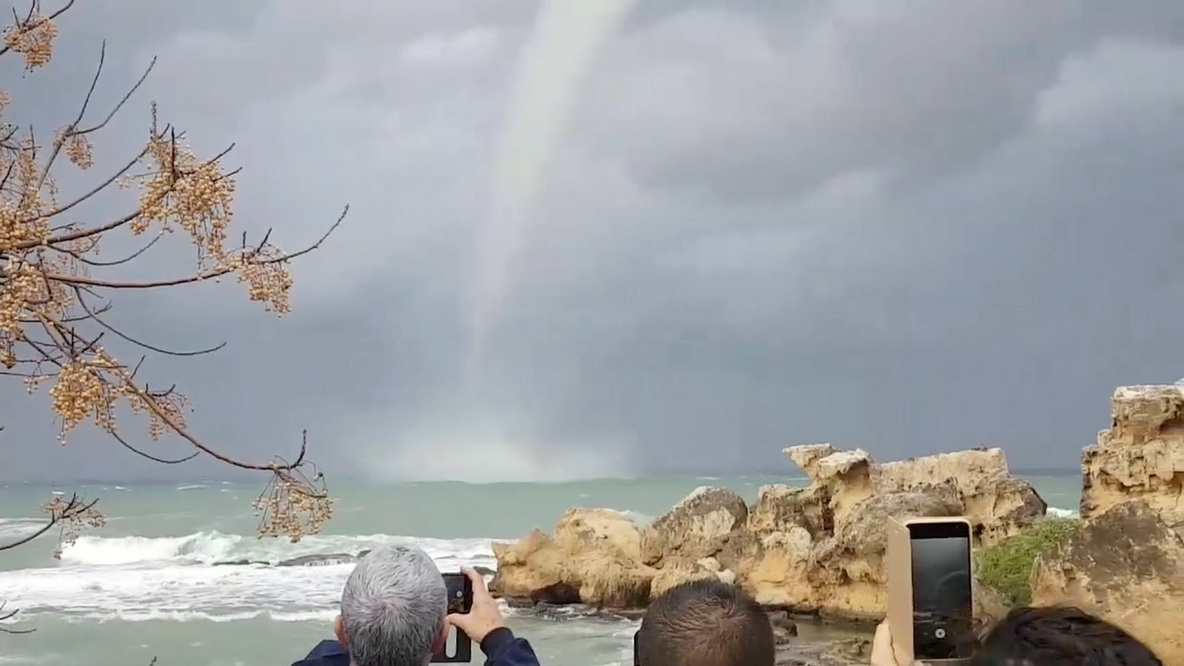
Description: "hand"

(870, 621), (923, 666)
(446, 566), (506, 645)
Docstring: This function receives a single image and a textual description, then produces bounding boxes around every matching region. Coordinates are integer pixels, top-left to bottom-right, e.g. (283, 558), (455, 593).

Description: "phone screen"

(443, 573), (473, 615)
(909, 522), (974, 660)
(433, 573), (474, 663)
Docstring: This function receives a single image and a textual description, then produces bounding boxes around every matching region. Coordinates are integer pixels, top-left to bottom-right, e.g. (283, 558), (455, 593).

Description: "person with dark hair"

(635, 579), (775, 666)
(969, 606), (1162, 666)
(869, 605), (1163, 666)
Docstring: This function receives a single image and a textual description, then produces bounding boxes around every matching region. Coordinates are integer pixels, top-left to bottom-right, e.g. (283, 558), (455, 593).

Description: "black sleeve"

(480, 627), (542, 666)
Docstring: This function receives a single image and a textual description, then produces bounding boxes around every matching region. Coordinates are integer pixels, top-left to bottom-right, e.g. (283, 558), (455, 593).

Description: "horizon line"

(2, 467), (1083, 487)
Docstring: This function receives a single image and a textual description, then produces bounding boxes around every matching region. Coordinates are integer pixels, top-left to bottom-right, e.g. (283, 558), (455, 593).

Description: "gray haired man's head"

(333, 545), (448, 666)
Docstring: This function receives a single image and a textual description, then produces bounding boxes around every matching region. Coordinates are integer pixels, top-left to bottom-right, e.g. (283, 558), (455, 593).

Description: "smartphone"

(431, 573), (474, 663)
(887, 517), (974, 664)
(633, 629), (640, 666)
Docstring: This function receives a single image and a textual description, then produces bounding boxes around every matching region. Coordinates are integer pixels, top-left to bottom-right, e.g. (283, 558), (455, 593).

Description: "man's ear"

(430, 620), (449, 653)
(334, 614), (348, 648)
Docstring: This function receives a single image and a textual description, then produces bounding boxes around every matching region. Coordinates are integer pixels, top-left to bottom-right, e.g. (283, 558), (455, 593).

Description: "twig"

(0, 493), (97, 552)
(40, 206), (348, 289)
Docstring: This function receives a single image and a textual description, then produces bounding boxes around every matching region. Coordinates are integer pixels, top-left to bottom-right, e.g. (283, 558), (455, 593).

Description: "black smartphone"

(909, 520), (974, 661)
(632, 629), (641, 666)
(431, 573), (474, 663)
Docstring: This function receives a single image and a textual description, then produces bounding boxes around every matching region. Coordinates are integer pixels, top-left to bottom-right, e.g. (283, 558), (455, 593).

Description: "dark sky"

(2, 0), (1183, 483)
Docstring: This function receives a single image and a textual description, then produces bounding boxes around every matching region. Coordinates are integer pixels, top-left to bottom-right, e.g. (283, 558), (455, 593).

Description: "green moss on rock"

(976, 517), (1081, 606)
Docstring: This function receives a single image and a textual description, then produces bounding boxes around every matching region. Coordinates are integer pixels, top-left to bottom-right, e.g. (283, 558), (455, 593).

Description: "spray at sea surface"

(467, 0), (640, 383)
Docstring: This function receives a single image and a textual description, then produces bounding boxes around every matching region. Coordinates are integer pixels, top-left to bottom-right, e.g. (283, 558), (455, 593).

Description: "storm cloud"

(2, 0), (1184, 483)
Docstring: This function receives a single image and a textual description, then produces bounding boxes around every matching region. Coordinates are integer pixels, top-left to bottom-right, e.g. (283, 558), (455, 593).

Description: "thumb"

(870, 622), (897, 666)
(871, 616), (914, 663)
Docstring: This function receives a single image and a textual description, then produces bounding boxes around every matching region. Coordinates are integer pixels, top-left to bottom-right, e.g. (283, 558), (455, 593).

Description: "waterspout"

(466, 0), (639, 387)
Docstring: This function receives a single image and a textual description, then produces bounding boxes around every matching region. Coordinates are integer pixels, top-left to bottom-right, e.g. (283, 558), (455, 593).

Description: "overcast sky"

(2, 0), (1183, 483)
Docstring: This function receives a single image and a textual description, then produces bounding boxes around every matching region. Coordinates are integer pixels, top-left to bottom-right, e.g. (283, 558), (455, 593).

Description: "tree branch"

(74, 289), (227, 357)
(0, 0), (339, 575)
(0, 493), (97, 552)
(39, 205), (347, 289)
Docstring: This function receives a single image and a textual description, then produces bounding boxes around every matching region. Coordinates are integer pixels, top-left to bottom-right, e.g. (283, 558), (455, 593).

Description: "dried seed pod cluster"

(2, 8), (57, 70)
(41, 493), (105, 559)
(253, 469), (335, 543)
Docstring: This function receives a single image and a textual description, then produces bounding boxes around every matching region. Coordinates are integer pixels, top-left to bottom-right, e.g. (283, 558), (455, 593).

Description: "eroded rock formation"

(491, 384), (1184, 662)
(492, 445), (1045, 618)
(720, 445), (1042, 619)
(1079, 385), (1184, 525)
(490, 508), (655, 607)
(1031, 385), (1184, 664)
(1031, 501), (1183, 665)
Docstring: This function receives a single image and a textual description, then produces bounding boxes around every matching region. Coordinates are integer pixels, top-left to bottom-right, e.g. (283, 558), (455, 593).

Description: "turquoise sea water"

(0, 474), (1082, 666)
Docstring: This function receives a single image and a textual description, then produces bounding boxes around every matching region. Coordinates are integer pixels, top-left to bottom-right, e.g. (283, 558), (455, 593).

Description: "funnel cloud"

(3, 1), (1184, 483)
(468, 0), (640, 378)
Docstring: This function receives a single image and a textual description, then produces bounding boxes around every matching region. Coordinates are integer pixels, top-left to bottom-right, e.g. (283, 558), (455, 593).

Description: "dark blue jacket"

(292, 627), (541, 666)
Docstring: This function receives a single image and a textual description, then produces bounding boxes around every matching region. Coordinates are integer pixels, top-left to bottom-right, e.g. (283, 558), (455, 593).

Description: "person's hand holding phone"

(871, 621), (925, 666)
(446, 566), (506, 644)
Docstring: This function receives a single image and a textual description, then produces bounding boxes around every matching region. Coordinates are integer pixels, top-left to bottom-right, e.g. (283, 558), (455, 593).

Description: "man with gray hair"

(293, 545), (541, 666)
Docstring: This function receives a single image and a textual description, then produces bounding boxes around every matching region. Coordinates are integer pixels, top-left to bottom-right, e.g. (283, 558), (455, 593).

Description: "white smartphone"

(887, 516), (975, 663)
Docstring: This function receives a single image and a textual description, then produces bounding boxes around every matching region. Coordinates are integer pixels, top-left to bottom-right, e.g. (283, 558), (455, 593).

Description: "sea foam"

(0, 531), (502, 625)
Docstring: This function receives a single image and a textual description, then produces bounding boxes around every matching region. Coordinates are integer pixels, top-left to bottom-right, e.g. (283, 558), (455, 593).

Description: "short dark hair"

(971, 606), (1162, 666)
(636, 579), (774, 666)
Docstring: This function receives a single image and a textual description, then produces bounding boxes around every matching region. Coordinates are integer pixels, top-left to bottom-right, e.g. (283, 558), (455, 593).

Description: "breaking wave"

(0, 531), (503, 624)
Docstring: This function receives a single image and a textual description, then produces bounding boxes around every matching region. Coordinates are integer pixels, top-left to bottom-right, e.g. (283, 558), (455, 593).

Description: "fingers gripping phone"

(431, 573), (474, 663)
(887, 517), (975, 664)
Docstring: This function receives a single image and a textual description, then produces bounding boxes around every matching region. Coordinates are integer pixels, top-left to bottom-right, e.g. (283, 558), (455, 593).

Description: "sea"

(0, 474), (1083, 666)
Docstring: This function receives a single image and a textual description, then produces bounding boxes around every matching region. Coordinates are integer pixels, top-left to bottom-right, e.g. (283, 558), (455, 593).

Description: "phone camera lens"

(935, 628), (946, 639)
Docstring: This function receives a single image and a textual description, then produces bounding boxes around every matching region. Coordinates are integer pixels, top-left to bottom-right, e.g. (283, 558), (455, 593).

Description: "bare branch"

(75, 54), (156, 135)
(38, 205), (347, 289)
(75, 290), (227, 357)
(33, 37), (104, 190)
(73, 231), (162, 267)
(0, 489), (104, 633)
(0, 493), (98, 552)
(108, 428), (199, 464)
(31, 147), (149, 228)
(0, 599), (36, 634)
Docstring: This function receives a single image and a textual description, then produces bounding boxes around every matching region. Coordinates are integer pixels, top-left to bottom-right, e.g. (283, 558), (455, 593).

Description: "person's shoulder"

(290, 639), (350, 666)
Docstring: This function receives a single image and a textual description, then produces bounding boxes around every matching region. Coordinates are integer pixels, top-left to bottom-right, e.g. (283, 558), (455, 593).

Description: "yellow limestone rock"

(492, 445), (1045, 619)
(1032, 501), (1184, 665)
(490, 508), (655, 607)
(1031, 386), (1184, 665)
(1081, 385), (1184, 525)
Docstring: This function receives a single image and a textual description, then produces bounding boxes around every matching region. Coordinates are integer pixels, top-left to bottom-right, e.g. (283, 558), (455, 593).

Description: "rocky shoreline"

(207, 386), (1181, 663)
(489, 446), (1044, 617)
(488, 385), (1184, 663)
